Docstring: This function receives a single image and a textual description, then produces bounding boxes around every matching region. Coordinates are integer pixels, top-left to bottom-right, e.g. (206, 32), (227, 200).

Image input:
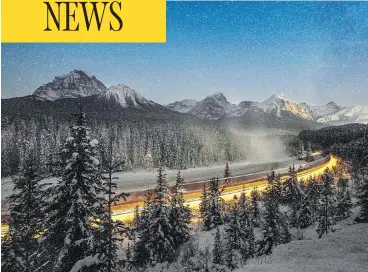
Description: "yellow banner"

(2, 0), (166, 42)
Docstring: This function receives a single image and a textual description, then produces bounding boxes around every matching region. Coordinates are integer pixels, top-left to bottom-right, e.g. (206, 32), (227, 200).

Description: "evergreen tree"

(336, 178), (353, 220)
(147, 166), (174, 264)
(1, 163), (46, 272)
(297, 177), (321, 229)
(316, 168), (337, 238)
(99, 138), (130, 272)
(250, 188), (261, 227)
(38, 111), (106, 272)
(305, 142), (314, 162)
(208, 177), (224, 229)
(298, 199), (314, 229)
(297, 141), (305, 159)
(224, 203), (241, 270)
(225, 197), (255, 267)
(212, 228), (223, 265)
(358, 174), (368, 222)
(132, 205), (140, 246)
(355, 131), (368, 222)
(306, 177), (321, 208)
(169, 170), (191, 248)
(238, 192), (255, 260)
(224, 162), (231, 185)
(258, 189), (290, 256)
(283, 165), (305, 227)
(199, 183), (211, 230)
(124, 243), (133, 271)
(266, 171), (283, 203)
(280, 217), (292, 244)
(134, 191), (153, 266)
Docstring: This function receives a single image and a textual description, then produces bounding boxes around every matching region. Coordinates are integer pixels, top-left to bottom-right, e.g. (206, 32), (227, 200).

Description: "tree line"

(1, 114), (297, 177)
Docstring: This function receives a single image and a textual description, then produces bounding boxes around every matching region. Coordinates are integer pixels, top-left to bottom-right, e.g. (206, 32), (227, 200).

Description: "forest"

(1, 114), (298, 177)
(2, 111), (368, 272)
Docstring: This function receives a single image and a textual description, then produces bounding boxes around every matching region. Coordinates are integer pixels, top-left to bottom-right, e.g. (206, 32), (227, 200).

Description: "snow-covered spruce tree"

(266, 171), (283, 204)
(353, 127), (368, 222)
(225, 197), (254, 268)
(336, 178), (353, 220)
(1, 163), (47, 272)
(212, 228), (223, 265)
(169, 170), (191, 249)
(224, 201), (242, 270)
(208, 177), (224, 229)
(306, 176), (321, 208)
(238, 192), (255, 260)
(283, 165), (306, 227)
(250, 187), (261, 227)
(124, 243), (133, 271)
(258, 188), (290, 256)
(298, 199), (314, 229)
(38, 111), (107, 272)
(305, 142), (314, 162)
(99, 138), (130, 272)
(147, 165), (175, 264)
(296, 141), (305, 159)
(224, 162), (231, 183)
(296, 177), (321, 229)
(316, 168), (338, 238)
(134, 191), (154, 266)
(358, 174), (368, 222)
(199, 183), (211, 231)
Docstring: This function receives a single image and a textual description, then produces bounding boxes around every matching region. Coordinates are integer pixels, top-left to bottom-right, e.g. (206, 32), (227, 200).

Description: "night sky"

(2, 1), (368, 106)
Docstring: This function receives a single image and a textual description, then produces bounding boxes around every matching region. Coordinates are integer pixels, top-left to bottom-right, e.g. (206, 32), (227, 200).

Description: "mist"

(229, 127), (292, 163)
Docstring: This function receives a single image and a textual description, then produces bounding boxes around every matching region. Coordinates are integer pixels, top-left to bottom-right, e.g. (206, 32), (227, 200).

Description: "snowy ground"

(237, 223), (368, 272)
(187, 205), (367, 272)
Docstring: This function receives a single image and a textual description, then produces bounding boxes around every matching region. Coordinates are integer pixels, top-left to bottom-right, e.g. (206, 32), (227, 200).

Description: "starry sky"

(2, 1), (368, 106)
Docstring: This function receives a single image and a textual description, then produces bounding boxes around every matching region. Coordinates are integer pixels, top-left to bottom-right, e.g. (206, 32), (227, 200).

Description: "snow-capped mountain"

(166, 99), (198, 113)
(7, 69), (367, 127)
(100, 84), (154, 108)
(33, 70), (107, 101)
(167, 93), (346, 123)
(310, 102), (343, 119)
(167, 93), (363, 126)
(188, 92), (236, 119)
(257, 94), (313, 120)
(317, 105), (368, 124)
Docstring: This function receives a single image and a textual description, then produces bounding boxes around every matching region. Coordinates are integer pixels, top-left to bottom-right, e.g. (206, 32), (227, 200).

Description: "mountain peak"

(166, 99), (198, 113)
(33, 70), (106, 101)
(212, 92), (225, 97)
(210, 92), (228, 101)
(189, 92), (233, 119)
(107, 84), (138, 95)
(262, 94), (286, 104)
(326, 101), (339, 107)
(101, 84), (151, 108)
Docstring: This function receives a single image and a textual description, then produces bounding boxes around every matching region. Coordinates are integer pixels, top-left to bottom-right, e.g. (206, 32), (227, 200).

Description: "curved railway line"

(1, 155), (337, 234)
(111, 155), (337, 222)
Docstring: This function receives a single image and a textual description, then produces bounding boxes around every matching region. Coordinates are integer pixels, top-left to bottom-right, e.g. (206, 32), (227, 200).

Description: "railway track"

(110, 155), (336, 222)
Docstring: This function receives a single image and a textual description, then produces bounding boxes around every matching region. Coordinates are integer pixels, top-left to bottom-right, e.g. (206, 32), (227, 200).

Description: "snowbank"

(237, 223), (368, 272)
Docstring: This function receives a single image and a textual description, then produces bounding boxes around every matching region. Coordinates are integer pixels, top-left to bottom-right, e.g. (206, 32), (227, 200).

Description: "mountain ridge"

(33, 70), (107, 101)
(3, 70), (367, 126)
